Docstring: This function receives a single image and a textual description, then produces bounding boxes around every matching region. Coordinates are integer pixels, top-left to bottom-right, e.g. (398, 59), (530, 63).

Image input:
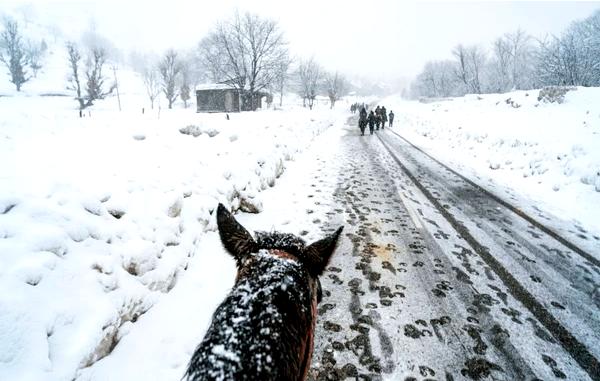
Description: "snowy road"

(307, 121), (600, 380)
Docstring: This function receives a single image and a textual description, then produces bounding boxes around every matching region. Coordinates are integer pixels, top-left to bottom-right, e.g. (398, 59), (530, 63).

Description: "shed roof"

(195, 83), (238, 91)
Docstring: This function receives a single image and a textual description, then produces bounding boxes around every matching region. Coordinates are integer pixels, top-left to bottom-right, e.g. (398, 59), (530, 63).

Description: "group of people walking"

(350, 102), (367, 114)
(357, 105), (395, 136)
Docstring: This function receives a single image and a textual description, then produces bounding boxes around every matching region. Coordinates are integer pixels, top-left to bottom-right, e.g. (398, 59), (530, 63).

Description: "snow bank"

(384, 87), (600, 234)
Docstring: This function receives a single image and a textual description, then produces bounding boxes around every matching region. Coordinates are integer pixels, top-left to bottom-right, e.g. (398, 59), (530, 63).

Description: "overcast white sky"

(5, 1), (600, 80)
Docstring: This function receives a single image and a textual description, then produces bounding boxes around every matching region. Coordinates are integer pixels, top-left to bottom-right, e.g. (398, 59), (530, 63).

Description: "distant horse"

(184, 204), (343, 381)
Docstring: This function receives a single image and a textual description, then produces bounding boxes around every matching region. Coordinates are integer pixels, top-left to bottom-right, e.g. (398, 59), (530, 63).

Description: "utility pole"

(112, 65), (122, 111)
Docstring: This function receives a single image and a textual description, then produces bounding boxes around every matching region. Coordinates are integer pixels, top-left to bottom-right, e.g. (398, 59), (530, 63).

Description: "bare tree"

(85, 47), (115, 104)
(198, 11), (288, 110)
(411, 60), (457, 98)
(66, 42), (85, 109)
(467, 45), (486, 94)
(489, 29), (536, 92)
(489, 37), (512, 92)
(159, 49), (181, 109)
(296, 58), (321, 109)
(452, 44), (469, 94)
(536, 10), (600, 87)
(142, 65), (160, 110)
(66, 42), (114, 109)
(273, 55), (292, 107)
(0, 19), (30, 91)
(180, 64), (191, 108)
(25, 39), (45, 78)
(506, 29), (535, 89)
(324, 71), (348, 108)
(452, 44), (486, 94)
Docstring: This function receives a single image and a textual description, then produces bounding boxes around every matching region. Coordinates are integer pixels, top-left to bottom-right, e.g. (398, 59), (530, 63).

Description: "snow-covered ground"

(0, 92), (346, 381)
(0, 15), (357, 379)
(383, 88), (600, 236)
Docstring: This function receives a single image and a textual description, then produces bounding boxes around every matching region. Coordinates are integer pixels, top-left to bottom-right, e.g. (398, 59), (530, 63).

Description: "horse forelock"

(254, 231), (306, 258)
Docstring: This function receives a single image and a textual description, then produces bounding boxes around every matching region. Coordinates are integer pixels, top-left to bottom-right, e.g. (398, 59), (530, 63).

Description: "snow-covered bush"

(537, 86), (576, 104)
(179, 125), (220, 138)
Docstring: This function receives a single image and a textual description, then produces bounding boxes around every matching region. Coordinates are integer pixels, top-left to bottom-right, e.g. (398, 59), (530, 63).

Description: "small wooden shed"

(196, 84), (241, 113)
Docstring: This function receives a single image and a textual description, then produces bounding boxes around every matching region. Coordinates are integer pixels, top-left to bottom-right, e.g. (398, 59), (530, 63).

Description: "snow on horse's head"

(184, 203), (343, 381)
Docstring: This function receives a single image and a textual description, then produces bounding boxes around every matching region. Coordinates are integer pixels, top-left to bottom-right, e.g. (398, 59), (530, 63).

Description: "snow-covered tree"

(25, 39), (46, 78)
(180, 65), (191, 109)
(452, 44), (486, 95)
(536, 10), (600, 87)
(142, 65), (160, 110)
(296, 57), (321, 109)
(0, 19), (30, 91)
(85, 47), (115, 104)
(66, 42), (114, 110)
(273, 55), (292, 107)
(159, 49), (181, 109)
(197, 11), (288, 110)
(411, 60), (458, 98)
(488, 29), (536, 92)
(324, 71), (348, 108)
(66, 42), (85, 109)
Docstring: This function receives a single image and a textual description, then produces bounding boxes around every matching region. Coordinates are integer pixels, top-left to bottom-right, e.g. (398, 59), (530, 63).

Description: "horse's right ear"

(216, 203), (257, 265)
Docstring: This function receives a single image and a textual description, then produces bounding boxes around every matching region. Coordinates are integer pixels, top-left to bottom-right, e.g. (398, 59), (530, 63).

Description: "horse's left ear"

(216, 203), (257, 266)
(303, 227), (344, 277)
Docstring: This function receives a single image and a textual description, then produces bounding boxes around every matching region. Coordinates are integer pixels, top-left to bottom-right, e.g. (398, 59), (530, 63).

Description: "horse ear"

(216, 203), (257, 265)
(303, 227), (343, 277)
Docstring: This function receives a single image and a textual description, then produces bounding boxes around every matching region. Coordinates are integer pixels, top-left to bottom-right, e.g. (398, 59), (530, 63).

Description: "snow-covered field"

(384, 88), (600, 236)
(0, 16), (353, 379)
(0, 81), (346, 380)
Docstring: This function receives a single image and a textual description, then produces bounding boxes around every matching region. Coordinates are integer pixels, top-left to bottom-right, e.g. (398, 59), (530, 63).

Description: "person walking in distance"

(388, 110), (395, 127)
(367, 110), (376, 135)
(358, 106), (367, 136)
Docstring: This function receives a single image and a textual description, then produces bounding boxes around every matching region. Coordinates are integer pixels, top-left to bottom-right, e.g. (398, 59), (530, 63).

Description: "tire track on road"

(376, 131), (600, 381)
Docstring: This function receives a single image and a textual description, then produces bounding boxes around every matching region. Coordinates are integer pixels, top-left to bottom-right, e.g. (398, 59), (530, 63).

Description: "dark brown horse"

(184, 204), (343, 381)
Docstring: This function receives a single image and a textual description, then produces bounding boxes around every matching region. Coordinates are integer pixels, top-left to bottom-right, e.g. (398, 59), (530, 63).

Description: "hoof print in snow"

(323, 321), (342, 332)
(25, 273), (42, 286)
(132, 134), (145, 141)
(108, 209), (125, 219)
(382, 261), (396, 274)
(318, 303), (336, 315)
(530, 275), (542, 283)
(461, 357), (503, 380)
(404, 324), (424, 339)
(1, 203), (16, 214)
(500, 307), (523, 324)
(167, 198), (183, 218)
(541, 354), (567, 379)
(237, 194), (262, 214)
(328, 274), (343, 285)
